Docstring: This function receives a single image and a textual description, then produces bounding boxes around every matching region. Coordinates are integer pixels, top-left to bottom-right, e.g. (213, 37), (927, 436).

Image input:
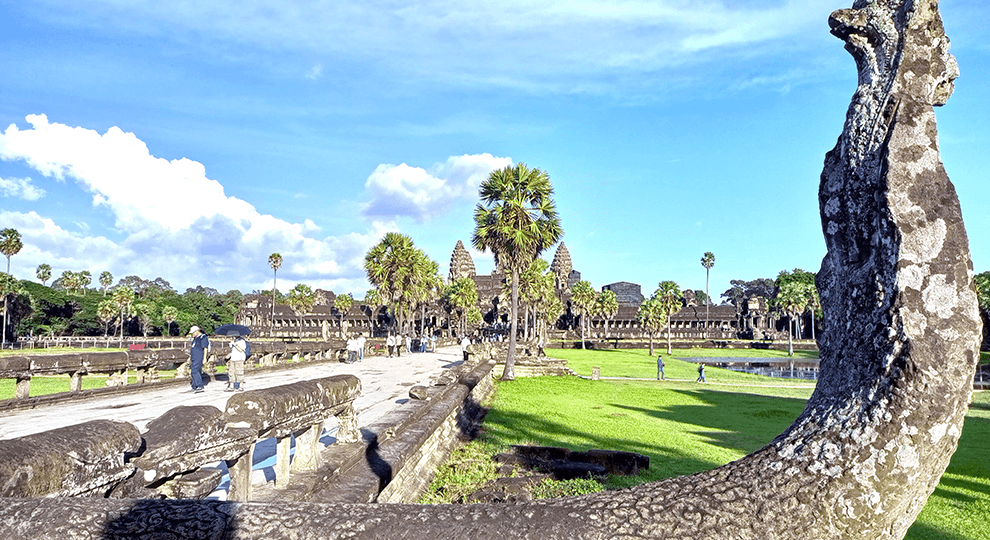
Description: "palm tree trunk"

(666, 317), (672, 355)
(649, 332), (654, 356)
(501, 268), (520, 380)
(788, 316), (794, 356)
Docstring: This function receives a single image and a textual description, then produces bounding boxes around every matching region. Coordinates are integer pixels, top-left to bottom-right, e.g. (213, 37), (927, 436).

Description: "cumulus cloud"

(0, 115), (394, 292)
(362, 153), (512, 222)
(0, 176), (45, 200)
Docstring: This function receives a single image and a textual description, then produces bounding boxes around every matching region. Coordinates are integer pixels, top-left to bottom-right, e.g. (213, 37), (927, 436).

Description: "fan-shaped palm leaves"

(656, 280), (682, 355)
(0, 228), (23, 275)
(472, 163), (562, 380)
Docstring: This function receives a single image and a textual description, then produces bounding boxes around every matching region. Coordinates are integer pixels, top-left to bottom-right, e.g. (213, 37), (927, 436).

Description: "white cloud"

(305, 63), (323, 80)
(0, 115), (398, 293)
(0, 176), (45, 200)
(362, 153), (512, 222)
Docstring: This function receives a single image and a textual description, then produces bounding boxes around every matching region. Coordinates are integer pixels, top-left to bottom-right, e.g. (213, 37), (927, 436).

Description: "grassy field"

(552, 347), (821, 384)
(0, 370), (183, 398)
(455, 349), (988, 539)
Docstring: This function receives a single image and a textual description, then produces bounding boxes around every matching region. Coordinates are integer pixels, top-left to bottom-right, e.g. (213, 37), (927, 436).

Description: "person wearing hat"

(188, 325), (211, 393)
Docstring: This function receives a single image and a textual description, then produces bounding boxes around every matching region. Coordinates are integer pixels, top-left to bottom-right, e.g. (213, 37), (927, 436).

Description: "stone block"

(0, 419), (141, 497)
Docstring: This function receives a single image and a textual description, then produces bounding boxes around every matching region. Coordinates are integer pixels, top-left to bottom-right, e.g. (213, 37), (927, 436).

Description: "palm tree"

(363, 289), (383, 335)
(97, 299), (117, 337)
(444, 276), (478, 337)
(36, 264), (51, 286)
(0, 272), (22, 346)
(472, 163), (562, 380)
(268, 253), (283, 335)
(364, 233), (436, 336)
(701, 252), (715, 339)
(570, 280), (596, 347)
(287, 283), (316, 340)
(110, 285), (136, 340)
(333, 293), (354, 337)
(0, 228), (22, 275)
(656, 281), (682, 355)
(162, 305), (178, 336)
(636, 295), (665, 356)
(595, 289), (619, 339)
(100, 271), (113, 296)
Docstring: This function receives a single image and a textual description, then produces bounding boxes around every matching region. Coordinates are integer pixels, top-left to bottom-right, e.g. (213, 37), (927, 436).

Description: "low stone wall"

(0, 340), (347, 410)
(0, 375), (361, 502)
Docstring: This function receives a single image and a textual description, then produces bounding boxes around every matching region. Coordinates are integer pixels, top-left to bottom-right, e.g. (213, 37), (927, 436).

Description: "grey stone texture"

(0, 2), (981, 538)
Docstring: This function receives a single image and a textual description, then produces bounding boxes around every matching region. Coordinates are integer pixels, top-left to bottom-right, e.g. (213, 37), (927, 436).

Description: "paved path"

(0, 346), (465, 441)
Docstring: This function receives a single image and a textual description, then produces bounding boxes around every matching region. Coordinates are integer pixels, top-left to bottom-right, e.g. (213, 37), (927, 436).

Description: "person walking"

(657, 354), (666, 380)
(460, 335), (471, 362)
(347, 335), (357, 364)
(188, 326), (210, 393)
(386, 333), (395, 357)
(405, 334), (413, 355)
(227, 335), (247, 392)
(696, 363), (707, 383)
(357, 333), (366, 361)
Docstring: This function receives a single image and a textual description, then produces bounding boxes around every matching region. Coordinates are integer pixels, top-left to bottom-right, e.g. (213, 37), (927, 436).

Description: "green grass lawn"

(469, 350), (988, 540)
(0, 369), (183, 399)
(551, 347), (820, 385)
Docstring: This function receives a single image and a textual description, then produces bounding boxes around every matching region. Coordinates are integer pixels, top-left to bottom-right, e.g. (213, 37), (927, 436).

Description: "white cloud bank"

(0, 115), (395, 292)
(362, 154), (512, 222)
(0, 175), (45, 200)
(0, 115), (507, 293)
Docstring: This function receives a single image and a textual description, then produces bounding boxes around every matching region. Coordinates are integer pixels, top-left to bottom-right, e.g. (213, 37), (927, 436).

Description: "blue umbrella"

(213, 324), (252, 337)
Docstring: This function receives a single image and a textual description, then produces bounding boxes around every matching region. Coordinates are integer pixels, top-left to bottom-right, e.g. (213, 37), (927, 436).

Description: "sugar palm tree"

(595, 289), (619, 339)
(473, 163), (562, 380)
(268, 253), (282, 335)
(701, 252), (715, 339)
(100, 271), (113, 296)
(637, 294), (665, 356)
(110, 285), (136, 340)
(0, 272), (23, 346)
(36, 264), (52, 286)
(287, 283), (316, 340)
(656, 280), (682, 355)
(333, 293), (354, 337)
(364, 233), (434, 335)
(363, 288), (383, 335)
(0, 228), (22, 275)
(570, 280), (596, 348)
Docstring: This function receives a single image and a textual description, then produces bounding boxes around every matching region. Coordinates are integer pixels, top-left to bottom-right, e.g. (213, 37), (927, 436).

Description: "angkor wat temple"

(236, 241), (792, 341)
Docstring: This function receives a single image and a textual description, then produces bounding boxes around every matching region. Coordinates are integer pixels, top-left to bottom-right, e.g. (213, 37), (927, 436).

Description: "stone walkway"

(0, 346), (465, 440)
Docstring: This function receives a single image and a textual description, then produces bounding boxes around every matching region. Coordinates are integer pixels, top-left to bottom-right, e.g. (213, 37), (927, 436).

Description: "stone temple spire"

(550, 242), (572, 293)
(448, 240), (476, 282)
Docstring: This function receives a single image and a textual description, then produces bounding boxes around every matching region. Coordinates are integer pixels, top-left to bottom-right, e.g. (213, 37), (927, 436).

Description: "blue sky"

(1, 0), (988, 301)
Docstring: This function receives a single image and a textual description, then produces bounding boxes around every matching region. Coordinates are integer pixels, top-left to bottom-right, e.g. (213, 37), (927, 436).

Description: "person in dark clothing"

(188, 325), (210, 393)
(657, 355), (666, 380)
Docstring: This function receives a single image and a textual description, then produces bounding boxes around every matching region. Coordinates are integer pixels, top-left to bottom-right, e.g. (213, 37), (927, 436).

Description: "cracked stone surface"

(0, 2), (980, 538)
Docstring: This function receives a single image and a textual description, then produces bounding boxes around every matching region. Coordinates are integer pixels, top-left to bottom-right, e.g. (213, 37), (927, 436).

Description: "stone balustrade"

(0, 375), (361, 503)
(0, 340), (347, 403)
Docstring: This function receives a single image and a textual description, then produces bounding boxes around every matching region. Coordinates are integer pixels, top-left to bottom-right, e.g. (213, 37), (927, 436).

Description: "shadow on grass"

(905, 522), (976, 540)
(481, 406), (725, 482)
(611, 388), (807, 454)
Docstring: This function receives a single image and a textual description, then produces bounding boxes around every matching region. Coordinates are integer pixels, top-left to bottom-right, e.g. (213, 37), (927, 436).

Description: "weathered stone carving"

(0, 420), (140, 497)
(549, 241), (573, 293)
(0, 2), (979, 538)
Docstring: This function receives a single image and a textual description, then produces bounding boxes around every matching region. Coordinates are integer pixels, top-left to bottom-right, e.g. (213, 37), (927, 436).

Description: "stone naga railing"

(0, 340), (347, 403)
(0, 375), (360, 503)
(0, 2), (980, 538)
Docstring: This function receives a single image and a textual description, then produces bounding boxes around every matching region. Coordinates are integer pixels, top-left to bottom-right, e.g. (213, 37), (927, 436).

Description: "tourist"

(357, 333), (366, 361)
(188, 326), (210, 393)
(386, 333), (395, 357)
(405, 334), (413, 354)
(346, 334), (358, 363)
(696, 363), (706, 383)
(429, 333), (437, 352)
(657, 354), (665, 380)
(227, 335), (247, 392)
(460, 335), (471, 362)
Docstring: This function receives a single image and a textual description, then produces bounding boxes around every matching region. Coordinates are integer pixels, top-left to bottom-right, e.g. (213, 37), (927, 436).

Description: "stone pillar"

(275, 436), (292, 488)
(15, 376), (30, 399)
(291, 422), (324, 472)
(225, 446), (254, 502)
(69, 371), (83, 392)
(335, 403), (360, 443)
(591, 367), (600, 380)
